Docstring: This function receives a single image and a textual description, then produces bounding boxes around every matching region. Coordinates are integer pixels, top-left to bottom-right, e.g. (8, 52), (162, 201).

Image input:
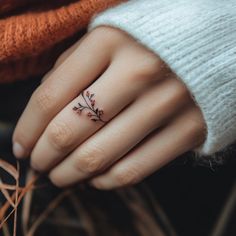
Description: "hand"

(13, 26), (206, 189)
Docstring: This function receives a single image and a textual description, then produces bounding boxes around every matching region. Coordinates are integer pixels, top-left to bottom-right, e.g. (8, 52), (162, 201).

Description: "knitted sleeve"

(89, 0), (236, 158)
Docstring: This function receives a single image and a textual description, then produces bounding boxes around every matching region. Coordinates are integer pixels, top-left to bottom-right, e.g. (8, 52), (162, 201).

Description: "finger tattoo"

(73, 90), (106, 123)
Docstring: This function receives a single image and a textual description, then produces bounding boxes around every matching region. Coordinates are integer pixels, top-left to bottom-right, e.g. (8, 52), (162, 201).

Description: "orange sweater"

(0, 0), (124, 83)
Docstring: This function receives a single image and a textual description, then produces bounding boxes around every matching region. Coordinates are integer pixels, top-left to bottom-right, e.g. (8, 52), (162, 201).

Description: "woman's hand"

(13, 26), (206, 189)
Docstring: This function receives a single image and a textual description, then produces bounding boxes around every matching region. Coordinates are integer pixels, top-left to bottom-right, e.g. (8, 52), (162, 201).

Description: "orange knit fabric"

(0, 0), (124, 83)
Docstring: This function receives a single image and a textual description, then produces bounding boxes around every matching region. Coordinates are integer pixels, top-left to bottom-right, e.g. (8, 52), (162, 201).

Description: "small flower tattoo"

(73, 90), (105, 123)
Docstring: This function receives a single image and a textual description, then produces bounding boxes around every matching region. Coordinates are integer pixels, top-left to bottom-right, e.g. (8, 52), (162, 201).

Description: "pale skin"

(13, 26), (206, 190)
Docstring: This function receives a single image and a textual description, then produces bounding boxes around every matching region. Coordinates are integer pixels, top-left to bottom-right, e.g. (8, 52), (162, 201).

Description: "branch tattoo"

(73, 91), (106, 123)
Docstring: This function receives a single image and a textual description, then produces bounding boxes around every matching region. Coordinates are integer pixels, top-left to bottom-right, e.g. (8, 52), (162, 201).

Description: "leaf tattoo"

(73, 91), (105, 123)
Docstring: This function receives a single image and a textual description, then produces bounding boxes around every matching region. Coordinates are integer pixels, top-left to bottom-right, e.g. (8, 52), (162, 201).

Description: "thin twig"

(22, 169), (35, 236)
(210, 181), (236, 236)
(26, 190), (71, 236)
(0, 209), (16, 229)
(0, 178), (15, 208)
(2, 223), (11, 236)
(0, 192), (16, 221)
(13, 161), (20, 236)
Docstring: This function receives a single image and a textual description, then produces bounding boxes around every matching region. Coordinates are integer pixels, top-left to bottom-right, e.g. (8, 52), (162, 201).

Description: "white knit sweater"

(89, 0), (236, 158)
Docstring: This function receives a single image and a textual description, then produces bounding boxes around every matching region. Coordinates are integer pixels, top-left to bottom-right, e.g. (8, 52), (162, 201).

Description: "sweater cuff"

(89, 0), (236, 157)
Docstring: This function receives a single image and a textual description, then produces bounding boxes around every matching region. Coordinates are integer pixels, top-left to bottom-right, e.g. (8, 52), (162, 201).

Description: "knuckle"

(141, 56), (162, 75)
(47, 121), (74, 151)
(32, 85), (56, 112)
(114, 168), (141, 187)
(31, 156), (44, 172)
(88, 27), (110, 43)
(75, 144), (106, 174)
(130, 56), (162, 81)
(49, 176), (60, 187)
(190, 109), (205, 131)
(162, 78), (191, 107)
(77, 157), (103, 175)
(173, 80), (190, 100)
(54, 54), (66, 68)
(49, 173), (63, 187)
(89, 26), (124, 48)
(185, 108), (206, 143)
(90, 26), (109, 37)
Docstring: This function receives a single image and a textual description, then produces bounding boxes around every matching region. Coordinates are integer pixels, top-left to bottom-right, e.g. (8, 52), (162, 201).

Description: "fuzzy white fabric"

(89, 0), (236, 157)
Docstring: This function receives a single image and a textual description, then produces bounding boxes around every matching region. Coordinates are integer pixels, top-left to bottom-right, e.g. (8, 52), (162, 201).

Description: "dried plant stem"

(0, 208), (16, 229)
(0, 175), (38, 225)
(26, 190), (71, 236)
(0, 159), (18, 179)
(0, 183), (23, 191)
(2, 223), (10, 236)
(0, 192), (16, 221)
(0, 202), (10, 236)
(141, 184), (178, 236)
(13, 162), (20, 236)
(22, 170), (35, 236)
(68, 193), (97, 236)
(118, 188), (166, 236)
(0, 159), (39, 236)
(210, 181), (236, 236)
(0, 178), (15, 208)
(17, 174), (38, 204)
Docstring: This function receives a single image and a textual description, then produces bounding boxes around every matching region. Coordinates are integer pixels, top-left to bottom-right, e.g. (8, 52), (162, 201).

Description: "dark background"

(0, 78), (236, 236)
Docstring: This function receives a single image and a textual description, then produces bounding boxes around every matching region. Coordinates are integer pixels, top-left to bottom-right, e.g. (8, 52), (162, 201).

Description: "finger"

(49, 76), (191, 187)
(13, 33), (111, 158)
(30, 57), (161, 171)
(31, 46), (170, 171)
(90, 105), (205, 190)
(42, 35), (87, 83)
(31, 67), (141, 170)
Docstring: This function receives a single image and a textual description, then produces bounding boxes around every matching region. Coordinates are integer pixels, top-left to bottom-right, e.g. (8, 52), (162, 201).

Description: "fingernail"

(13, 142), (25, 158)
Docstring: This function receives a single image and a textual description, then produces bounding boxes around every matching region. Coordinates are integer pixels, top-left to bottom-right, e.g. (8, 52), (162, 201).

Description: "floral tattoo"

(73, 91), (105, 123)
